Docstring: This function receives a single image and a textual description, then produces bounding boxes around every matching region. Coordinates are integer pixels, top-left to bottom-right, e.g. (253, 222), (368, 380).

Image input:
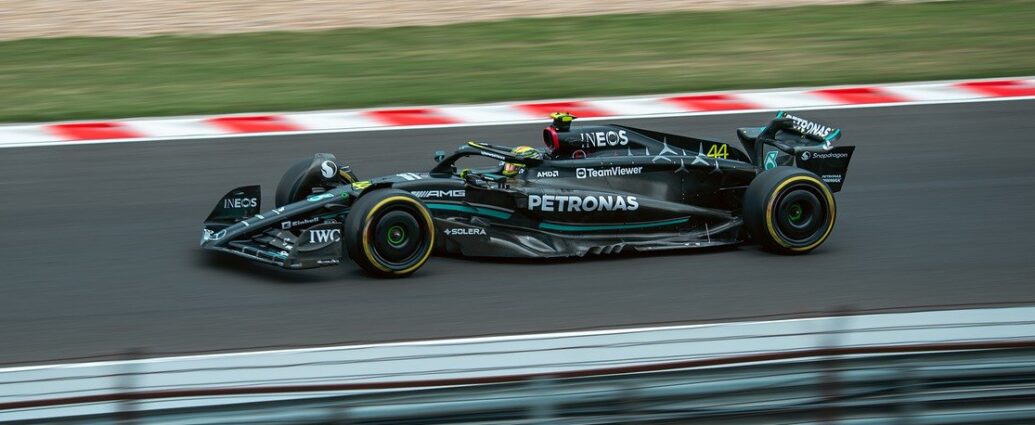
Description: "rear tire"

(344, 189), (435, 278)
(743, 166), (836, 254)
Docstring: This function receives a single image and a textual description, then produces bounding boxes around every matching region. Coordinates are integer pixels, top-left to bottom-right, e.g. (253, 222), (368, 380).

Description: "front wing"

(201, 185), (353, 269)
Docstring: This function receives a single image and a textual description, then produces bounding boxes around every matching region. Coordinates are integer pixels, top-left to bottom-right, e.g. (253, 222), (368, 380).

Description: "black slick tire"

(344, 189), (435, 278)
(275, 158), (315, 208)
(743, 166), (836, 254)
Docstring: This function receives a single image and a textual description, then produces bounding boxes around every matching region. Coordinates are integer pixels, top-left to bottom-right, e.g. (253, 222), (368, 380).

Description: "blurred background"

(1, 1), (1034, 423)
(1, 0), (1033, 122)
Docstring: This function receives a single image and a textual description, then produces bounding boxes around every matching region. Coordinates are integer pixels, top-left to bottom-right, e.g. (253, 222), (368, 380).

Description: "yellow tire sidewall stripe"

(361, 195), (435, 274)
(764, 176), (836, 251)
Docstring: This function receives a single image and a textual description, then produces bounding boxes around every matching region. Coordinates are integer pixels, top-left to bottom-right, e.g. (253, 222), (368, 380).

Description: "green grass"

(1, 0), (1033, 122)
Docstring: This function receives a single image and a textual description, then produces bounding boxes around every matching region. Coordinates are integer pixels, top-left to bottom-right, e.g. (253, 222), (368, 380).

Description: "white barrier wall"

(2, 306), (1034, 421)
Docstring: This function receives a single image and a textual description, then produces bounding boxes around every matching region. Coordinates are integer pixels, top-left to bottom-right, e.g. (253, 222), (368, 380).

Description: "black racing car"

(201, 112), (854, 277)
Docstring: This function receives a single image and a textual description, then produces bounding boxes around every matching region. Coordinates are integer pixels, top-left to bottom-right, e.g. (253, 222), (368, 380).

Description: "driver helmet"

(502, 146), (542, 177)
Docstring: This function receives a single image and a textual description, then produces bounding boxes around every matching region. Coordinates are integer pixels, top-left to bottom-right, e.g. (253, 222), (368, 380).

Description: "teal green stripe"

(825, 128), (841, 141)
(426, 203), (512, 220)
(539, 217), (689, 232)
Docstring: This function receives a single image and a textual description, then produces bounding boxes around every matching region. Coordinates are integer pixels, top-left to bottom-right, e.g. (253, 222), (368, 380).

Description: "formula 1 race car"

(201, 112), (854, 277)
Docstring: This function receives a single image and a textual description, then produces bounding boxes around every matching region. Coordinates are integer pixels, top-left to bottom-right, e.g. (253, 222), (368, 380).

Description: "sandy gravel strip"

(1, 1), (938, 40)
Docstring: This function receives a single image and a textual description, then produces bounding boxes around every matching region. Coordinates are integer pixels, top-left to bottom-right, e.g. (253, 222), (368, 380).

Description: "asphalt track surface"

(1, 100), (1034, 364)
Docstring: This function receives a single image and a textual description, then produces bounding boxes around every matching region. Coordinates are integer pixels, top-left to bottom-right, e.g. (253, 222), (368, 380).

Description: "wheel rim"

(367, 205), (430, 269)
(386, 225), (407, 248)
(772, 183), (828, 246)
(788, 204), (804, 223)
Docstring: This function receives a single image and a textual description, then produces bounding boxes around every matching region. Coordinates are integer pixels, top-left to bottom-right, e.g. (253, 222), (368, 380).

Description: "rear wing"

(777, 111), (842, 145)
(793, 146), (855, 192)
(741, 112), (854, 192)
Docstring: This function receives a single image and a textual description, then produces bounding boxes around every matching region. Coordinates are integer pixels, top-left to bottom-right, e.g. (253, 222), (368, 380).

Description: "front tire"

(743, 166), (836, 254)
(275, 153), (342, 208)
(344, 189), (435, 278)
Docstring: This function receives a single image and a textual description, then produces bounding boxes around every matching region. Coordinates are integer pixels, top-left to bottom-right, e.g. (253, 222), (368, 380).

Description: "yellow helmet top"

(502, 146), (542, 176)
